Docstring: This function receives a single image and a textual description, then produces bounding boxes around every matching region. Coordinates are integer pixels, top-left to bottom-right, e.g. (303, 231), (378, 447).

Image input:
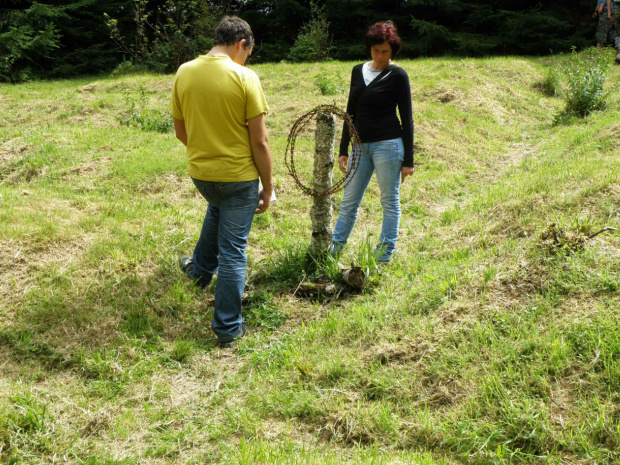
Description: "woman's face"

(370, 41), (392, 67)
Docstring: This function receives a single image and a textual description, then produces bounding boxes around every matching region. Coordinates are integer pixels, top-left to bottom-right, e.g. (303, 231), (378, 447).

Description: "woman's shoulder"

(389, 64), (411, 80)
(389, 64), (408, 74)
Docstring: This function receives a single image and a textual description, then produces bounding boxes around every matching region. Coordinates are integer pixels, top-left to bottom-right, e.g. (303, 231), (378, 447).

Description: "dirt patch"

(368, 340), (432, 366)
(137, 172), (188, 195)
(0, 137), (32, 164)
(422, 87), (463, 104)
(80, 410), (113, 438)
(60, 157), (112, 179)
(0, 346), (28, 379)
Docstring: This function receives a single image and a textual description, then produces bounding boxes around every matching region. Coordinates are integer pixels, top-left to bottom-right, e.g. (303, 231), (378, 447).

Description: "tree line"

(0, 0), (598, 83)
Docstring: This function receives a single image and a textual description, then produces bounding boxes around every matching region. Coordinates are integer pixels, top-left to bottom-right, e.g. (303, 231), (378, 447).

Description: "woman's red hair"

(365, 21), (401, 57)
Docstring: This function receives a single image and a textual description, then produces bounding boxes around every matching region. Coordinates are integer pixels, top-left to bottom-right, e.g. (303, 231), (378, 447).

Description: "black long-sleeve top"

(339, 63), (414, 167)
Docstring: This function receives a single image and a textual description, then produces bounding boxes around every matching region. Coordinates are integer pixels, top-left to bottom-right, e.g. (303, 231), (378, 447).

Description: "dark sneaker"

(616, 53), (620, 65)
(178, 256), (211, 288)
(219, 323), (248, 349)
(178, 256), (193, 273)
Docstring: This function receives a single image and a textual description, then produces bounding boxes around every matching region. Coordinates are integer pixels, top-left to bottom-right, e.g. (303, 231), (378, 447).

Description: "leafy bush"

(120, 88), (172, 133)
(555, 47), (615, 122)
(314, 73), (346, 95)
(288, 1), (333, 62)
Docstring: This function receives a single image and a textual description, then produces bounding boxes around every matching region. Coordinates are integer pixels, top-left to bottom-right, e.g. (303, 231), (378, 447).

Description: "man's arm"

(174, 118), (187, 147)
(609, 0), (613, 18)
(247, 113), (273, 214)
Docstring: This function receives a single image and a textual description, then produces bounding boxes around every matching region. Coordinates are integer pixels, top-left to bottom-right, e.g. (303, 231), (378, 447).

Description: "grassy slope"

(0, 56), (619, 464)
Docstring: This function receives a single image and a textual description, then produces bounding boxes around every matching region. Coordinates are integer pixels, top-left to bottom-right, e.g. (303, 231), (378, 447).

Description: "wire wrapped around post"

(285, 104), (362, 198)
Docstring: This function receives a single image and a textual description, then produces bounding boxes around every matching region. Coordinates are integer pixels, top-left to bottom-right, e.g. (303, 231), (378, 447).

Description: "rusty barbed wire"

(285, 104), (362, 198)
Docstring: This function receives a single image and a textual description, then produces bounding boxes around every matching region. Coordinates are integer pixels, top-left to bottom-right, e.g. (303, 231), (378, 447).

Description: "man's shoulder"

(230, 62), (261, 81)
(176, 56), (205, 74)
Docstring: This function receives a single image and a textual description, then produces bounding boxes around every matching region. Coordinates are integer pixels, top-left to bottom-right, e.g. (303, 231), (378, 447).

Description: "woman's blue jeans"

(190, 178), (259, 343)
(331, 137), (404, 262)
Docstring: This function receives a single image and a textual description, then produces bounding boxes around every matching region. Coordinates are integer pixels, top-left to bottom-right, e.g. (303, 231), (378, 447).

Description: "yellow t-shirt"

(170, 55), (269, 182)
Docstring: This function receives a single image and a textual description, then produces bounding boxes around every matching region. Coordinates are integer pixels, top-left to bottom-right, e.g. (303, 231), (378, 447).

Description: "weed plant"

(119, 86), (172, 132)
(315, 73), (346, 95)
(555, 47), (615, 122)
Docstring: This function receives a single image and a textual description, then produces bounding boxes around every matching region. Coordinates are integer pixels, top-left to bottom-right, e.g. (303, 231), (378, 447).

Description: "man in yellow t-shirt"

(170, 16), (273, 348)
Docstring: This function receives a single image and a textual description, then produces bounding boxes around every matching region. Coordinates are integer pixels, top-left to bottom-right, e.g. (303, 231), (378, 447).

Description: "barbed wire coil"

(285, 104), (362, 198)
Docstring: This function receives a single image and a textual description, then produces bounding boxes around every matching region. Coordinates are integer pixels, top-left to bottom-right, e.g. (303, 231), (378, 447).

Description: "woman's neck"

(369, 60), (392, 71)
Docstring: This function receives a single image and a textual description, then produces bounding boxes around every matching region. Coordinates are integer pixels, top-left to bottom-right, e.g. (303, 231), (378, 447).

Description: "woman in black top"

(331, 21), (414, 262)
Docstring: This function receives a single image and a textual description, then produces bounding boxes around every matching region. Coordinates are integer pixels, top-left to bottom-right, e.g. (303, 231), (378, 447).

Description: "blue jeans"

(191, 178), (259, 342)
(331, 137), (404, 262)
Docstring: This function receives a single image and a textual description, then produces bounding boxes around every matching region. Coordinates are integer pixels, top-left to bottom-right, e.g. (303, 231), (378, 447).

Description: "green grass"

(1, 54), (619, 463)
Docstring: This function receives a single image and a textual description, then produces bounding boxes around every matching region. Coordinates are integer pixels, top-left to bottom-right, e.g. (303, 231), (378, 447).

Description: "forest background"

(0, 0), (605, 83)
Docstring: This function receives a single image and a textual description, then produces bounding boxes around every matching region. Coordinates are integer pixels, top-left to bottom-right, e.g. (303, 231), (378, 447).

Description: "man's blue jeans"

(331, 137), (404, 262)
(190, 178), (259, 343)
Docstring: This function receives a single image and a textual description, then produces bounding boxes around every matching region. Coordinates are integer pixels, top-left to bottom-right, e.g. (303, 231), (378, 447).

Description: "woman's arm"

(339, 66), (360, 158)
(396, 69), (414, 168)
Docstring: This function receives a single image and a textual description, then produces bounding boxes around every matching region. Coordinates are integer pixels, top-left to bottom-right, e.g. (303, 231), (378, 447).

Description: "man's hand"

(256, 187), (272, 214)
(401, 166), (414, 184)
(338, 155), (348, 174)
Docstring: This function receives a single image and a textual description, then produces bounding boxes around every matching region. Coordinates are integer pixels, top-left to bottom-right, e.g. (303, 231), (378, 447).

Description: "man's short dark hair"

(214, 16), (254, 49)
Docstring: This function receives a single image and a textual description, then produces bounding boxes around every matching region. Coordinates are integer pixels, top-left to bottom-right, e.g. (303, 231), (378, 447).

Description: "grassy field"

(1, 54), (619, 464)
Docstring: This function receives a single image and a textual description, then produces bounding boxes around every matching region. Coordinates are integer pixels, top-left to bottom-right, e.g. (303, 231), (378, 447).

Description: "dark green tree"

(288, 0), (332, 62)
(0, 1), (63, 82)
(104, 0), (226, 73)
(0, 0), (130, 82)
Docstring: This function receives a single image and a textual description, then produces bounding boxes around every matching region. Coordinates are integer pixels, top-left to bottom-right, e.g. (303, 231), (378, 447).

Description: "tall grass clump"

(538, 67), (561, 97)
(555, 47), (615, 122)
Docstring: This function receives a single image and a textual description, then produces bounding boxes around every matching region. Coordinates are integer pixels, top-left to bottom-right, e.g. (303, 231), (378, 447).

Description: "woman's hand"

(338, 156), (349, 174)
(401, 166), (414, 184)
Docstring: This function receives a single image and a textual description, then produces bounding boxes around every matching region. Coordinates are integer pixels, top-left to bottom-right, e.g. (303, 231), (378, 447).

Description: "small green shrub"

(120, 87), (173, 133)
(554, 47), (615, 122)
(314, 73), (345, 95)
